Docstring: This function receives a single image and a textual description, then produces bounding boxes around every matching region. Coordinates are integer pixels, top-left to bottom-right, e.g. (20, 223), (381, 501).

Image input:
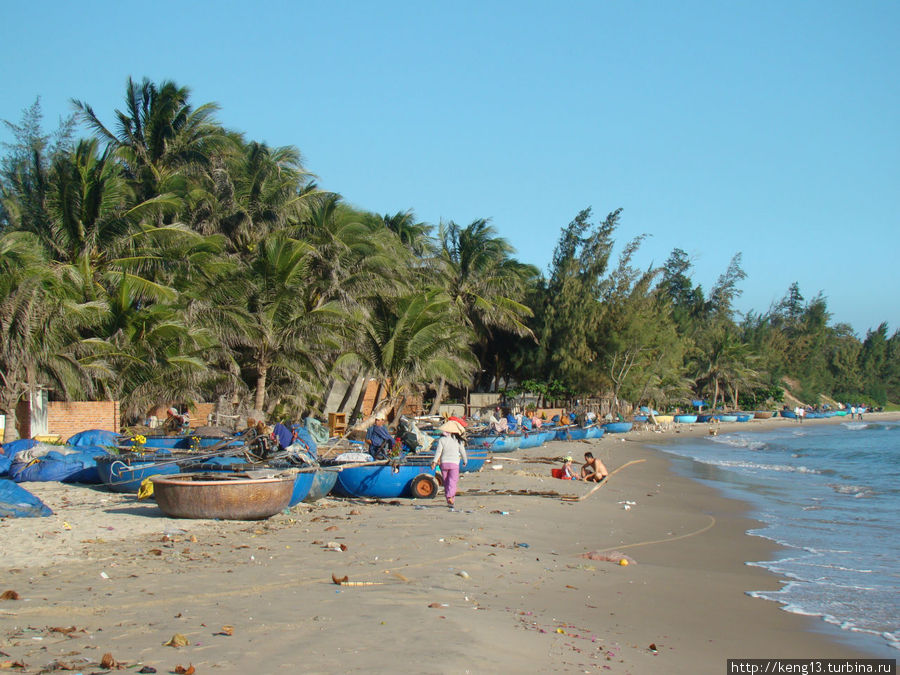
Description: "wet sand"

(1, 413), (896, 673)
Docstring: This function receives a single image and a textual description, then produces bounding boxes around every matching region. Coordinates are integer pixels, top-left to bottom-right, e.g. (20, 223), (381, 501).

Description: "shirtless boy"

(580, 451), (608, 482)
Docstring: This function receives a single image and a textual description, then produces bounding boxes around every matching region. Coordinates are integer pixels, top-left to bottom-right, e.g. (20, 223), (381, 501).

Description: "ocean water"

(650, 420), (899, 655)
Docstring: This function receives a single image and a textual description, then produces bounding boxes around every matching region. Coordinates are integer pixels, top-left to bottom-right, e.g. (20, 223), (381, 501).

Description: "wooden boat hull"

(96, 454), (180, 493)
(753, 411), (774, 419)
(602, 422), (633, 434)
(331, 458), (438, 498)
(151, 473), (294, 519)
(654, 415), (674, 424)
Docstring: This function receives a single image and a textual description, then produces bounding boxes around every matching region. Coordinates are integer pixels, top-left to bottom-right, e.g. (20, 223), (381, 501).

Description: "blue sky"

(2, 1), (897, 335)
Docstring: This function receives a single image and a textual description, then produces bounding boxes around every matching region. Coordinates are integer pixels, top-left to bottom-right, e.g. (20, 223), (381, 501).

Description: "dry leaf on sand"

(100, 652), (122, 669)
(0, 590), (19, 601)
(174, 665), (195, 674)
(164, 633), (189, 648)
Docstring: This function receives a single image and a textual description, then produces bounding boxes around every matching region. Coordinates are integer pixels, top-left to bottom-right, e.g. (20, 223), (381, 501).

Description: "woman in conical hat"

(431, 420), (467, 508)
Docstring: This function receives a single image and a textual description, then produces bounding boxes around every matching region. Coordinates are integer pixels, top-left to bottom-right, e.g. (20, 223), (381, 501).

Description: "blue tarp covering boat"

(67, 429), (121, 448)
(10, 446), (111, 484)
(0, 478), (52, 518)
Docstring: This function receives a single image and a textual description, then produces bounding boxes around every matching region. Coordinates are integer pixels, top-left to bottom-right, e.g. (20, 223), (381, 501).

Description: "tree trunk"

(350, 377), (372, 423)
(254, 362), (268, 412)
(2, 406), (19, 444)
(713, 378), (720, 410)
(337, 371), (362, 413)
(429, 377), (446, 415)
(395, 395), (407, 423)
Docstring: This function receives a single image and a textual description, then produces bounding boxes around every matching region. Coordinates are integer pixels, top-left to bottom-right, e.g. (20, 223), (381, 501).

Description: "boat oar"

(561, 459), (646, 502)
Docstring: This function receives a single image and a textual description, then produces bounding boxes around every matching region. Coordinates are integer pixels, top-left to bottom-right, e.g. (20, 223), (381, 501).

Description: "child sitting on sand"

(561, 456), (578, 480)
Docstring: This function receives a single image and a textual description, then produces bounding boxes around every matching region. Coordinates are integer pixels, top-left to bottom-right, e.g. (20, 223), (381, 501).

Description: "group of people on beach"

(364, 411), (608, 509)
(560, 452), (608, 482)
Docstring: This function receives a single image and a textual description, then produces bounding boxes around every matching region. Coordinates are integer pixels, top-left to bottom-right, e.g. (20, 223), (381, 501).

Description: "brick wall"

(46, 401), (120, 441)
(189, 402), (216, 427)
(360, 381), (422, 417)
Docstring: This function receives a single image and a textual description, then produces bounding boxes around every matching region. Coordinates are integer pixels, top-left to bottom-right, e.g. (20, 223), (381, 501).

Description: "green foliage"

(1, 78), (895, 426)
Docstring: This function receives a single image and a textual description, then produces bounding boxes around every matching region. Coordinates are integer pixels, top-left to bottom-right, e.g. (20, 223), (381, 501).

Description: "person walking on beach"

(580, 451), (608, 482)
(431, 420), (467, 508)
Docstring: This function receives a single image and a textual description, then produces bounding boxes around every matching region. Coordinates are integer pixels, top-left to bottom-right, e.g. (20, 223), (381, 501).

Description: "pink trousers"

(440, 463), (460, 503)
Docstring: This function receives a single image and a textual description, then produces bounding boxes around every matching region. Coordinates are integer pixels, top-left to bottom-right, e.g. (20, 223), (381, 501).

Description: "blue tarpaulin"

(67, 429), (121, 448)
(0, 478), (52, 518)
(10, 446), (111, 484)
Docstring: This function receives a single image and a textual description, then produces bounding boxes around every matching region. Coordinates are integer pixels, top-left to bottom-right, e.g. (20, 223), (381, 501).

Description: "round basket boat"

(151, 472), (294, 520)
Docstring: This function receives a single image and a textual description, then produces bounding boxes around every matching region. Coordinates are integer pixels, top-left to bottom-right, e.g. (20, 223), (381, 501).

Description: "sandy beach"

(2, 413), (897, 673)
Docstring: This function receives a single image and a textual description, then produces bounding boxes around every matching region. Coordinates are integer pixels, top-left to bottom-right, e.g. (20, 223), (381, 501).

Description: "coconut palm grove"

(1, 78), (897, 442)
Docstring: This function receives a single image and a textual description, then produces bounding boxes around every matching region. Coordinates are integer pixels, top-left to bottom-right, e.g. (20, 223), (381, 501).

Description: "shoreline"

(1, 413), (896, 673)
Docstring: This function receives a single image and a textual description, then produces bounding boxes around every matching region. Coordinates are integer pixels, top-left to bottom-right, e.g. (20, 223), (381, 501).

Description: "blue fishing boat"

(735, 413), (753, 422)
(633, 415), (648, 422)
(584, 424), (605, 439)
(602, 422), (633, 434)
(304, 468), (338, 502)
(421, 442), (488, 473)
(674, 414), (698, 424)
(780, 410), (797, 419)
(518, 430), (546, 449)
(715, 414), (738, 423)
(121, 435), (245, 451)
(96, 453), (181, 493)
(555, 425), (588, 441)
(697, 413), (714, 423)
(287, 469), (315, 506)
(330, 456), (439, 499)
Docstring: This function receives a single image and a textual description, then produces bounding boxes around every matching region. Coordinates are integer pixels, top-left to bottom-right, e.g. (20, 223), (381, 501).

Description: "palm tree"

(433, 219), (535, 405)
(337, 291), (477, 426)
(0, 232), (103, 442)
(190, 138), (315, 253)
(73, 77), (227, 203)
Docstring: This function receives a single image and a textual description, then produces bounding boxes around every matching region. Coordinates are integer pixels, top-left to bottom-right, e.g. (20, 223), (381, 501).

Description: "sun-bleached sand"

(2, 413), (896, 673)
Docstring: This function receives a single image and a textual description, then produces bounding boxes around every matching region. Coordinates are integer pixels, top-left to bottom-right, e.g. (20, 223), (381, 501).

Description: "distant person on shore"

(488, 407), (507, 434)
(580, 451), (609, 482)
(162, 407), (188, 434)
(365, 413), (394, 459)
(431, 420), (467, 508)
(794, 406), (804, 423)
(857, 405), (865, 421)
